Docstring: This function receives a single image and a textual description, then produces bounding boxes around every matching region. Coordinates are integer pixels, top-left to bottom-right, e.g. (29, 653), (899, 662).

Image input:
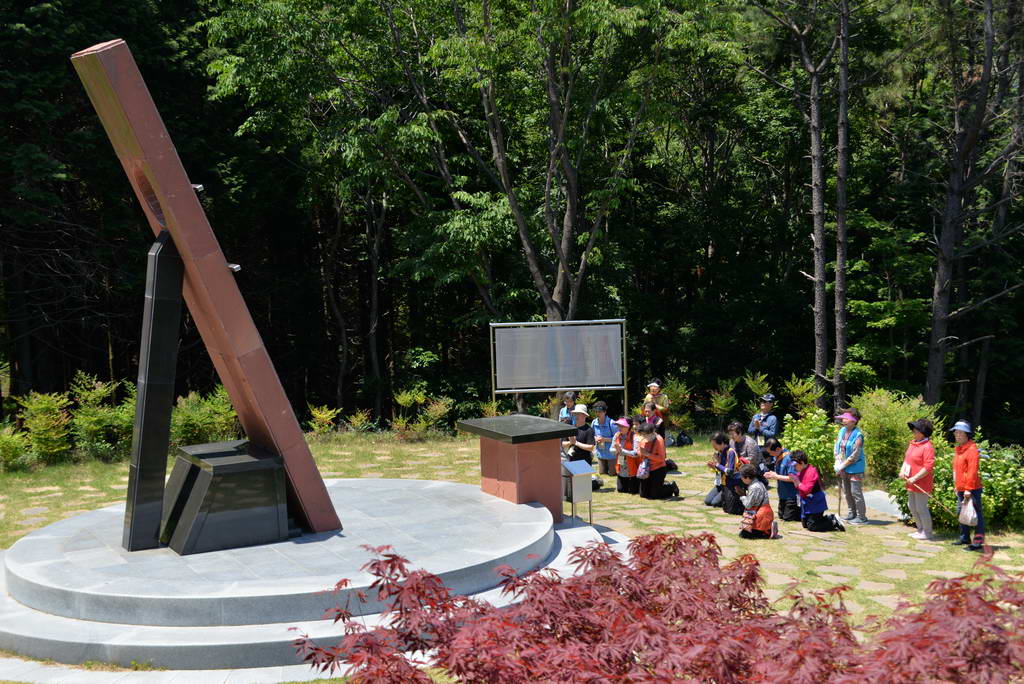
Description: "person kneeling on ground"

(763, 439), (800, 521)
(635, 422), (679, 500)
(728, 421), (765, 476)
(737, 464), (778, 539)
(613, 416), (639, 495)
(705, 432), (743, 514)
(643, 402), (667, 440)
(777, 450), (845, 532)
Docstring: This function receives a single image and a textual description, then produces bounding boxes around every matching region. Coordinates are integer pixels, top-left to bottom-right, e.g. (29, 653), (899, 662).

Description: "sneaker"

(843, 511), (856, 520)
(832, 517), (846, 532)
(670, 482), (680, 498)
(909, 531), (927, 540)
(908, 531), (923, 537)
(951, 539), (969, 546)
(848, 516), (868, 525)
(966, 543), (984, 552)
(770, 520), (780, 539)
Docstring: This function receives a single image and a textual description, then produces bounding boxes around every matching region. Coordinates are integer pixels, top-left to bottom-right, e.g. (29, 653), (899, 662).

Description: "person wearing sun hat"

(748, 394), (779, 445)
(951, 420), (985, 551)
(901, 418), (935, 540)
(561, 404), (595, 464)
(643, 379), (670, 419)
(612, 416), (639, 494)
(834, 408), (868, 524)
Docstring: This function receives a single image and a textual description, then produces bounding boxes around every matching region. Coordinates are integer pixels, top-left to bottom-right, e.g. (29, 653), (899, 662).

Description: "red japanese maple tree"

(294, 533), (1024, 683)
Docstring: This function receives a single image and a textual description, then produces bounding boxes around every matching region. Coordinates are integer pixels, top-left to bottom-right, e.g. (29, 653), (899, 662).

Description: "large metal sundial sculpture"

(71, 39), (341, 553)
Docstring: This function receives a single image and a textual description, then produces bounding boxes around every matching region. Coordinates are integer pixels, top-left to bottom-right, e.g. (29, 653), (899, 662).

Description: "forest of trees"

(2, 0), (1022, 438)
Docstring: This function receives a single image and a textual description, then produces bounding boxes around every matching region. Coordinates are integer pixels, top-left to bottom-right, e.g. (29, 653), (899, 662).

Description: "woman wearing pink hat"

(834, 409), (867, 524)
(612, 416), (639, 494)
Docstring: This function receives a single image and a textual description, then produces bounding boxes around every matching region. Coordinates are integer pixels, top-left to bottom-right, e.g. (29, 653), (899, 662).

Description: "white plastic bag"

(959, 494), (978, 527)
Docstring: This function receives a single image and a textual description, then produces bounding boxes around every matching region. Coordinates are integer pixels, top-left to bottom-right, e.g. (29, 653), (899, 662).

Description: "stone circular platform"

(4, 478), (554, 627)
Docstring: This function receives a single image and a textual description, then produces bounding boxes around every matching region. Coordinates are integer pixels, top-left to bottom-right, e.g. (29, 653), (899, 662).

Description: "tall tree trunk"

(321, 204), (350, 412)
(833, 0), (851, 412)
(365, 194), (387, 419)
(925, 187), (962, 405)
(972, 338), (991, 427)
(754, 2), (839, 408)
(808, 69), (830, 409)
(924, 0), (997, 404)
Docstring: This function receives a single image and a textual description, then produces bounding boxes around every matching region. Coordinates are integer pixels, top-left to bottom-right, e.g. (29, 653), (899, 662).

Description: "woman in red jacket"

(951, 420), (985, 551)
(901, 418), (935, 541)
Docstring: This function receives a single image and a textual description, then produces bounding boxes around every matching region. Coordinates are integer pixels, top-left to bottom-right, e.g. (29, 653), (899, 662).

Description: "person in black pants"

(636, 422), (679, 499)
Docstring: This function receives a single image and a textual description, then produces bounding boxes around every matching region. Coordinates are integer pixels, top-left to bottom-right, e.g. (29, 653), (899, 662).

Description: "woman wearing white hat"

(562, 404), (596, 464)
(951, 420), (985, 551)
(644, 379), (670, 419)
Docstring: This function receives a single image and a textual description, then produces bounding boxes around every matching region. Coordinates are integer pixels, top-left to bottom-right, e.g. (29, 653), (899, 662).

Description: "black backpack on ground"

(675, 430), (693, 446)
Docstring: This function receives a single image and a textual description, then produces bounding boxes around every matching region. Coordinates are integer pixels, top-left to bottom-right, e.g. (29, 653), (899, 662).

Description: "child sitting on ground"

(736, 464), (778, 539)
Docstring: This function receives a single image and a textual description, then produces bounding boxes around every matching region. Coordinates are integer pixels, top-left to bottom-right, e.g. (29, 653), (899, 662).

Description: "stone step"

(4, 480), (554, 626)
(0, 524), (620, 670)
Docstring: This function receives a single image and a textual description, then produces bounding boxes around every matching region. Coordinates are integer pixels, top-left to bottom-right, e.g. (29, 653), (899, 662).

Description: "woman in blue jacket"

(834, 409), (867, 524)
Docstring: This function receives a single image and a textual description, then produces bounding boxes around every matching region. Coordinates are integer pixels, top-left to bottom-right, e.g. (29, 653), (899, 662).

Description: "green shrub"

(345, 408), (374, 431)
(17, 391), (72, 464)
(0, 425), (33, 471)
(392, 395), (452, 441)
(853, 388), (943, 480)
(170, 385), (239, 447)
(422, 397), (453, 427)
(660, 375), (692, 427)
(782, 407), (838, 477)
(742, 371), (771, 417)
(308, 404), (342, 434)
(70, 372), (134, 461)
(782, 374), (822, 417)
(708, 377), (739, 428)
(887, 441), (1024, 530)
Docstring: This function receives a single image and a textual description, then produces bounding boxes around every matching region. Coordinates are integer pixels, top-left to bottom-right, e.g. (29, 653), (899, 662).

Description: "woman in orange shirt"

(901, 418), (936, 541)
(635, 422), (679, 500)
(613, 416), (639, 495)
(951, 420), (985, 551)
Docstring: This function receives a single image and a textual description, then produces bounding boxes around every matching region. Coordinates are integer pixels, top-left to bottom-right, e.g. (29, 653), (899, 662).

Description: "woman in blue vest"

(834, 409), (868, 524)
(590, 401), (618, 477)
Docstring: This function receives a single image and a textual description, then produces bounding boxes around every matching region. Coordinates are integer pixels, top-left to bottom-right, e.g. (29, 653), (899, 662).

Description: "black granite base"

(160, 440), (288, 555)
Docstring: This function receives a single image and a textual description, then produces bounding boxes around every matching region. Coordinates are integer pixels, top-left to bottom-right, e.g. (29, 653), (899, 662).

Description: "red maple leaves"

(294, 536), (1024, 683)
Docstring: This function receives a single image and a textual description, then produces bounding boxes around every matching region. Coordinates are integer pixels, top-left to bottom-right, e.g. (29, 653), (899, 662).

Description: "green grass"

(0, 431), (1022, 680)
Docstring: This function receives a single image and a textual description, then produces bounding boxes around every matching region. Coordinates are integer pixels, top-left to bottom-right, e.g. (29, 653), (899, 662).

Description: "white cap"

(571, 404), (589, 416)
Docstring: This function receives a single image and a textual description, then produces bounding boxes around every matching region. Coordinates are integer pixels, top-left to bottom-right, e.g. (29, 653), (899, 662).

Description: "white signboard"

(491, 320), (625, 393)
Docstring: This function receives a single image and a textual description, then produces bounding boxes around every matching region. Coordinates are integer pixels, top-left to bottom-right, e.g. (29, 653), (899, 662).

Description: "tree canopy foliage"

(1, 0), (1022, 438)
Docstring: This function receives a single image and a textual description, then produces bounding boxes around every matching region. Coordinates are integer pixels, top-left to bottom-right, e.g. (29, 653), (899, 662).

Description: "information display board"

(490, 320), (626, 397)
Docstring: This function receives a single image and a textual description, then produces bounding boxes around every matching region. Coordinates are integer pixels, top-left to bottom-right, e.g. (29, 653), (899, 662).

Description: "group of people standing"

(558, 382), (679, 500)
(899, 418), (986, 550)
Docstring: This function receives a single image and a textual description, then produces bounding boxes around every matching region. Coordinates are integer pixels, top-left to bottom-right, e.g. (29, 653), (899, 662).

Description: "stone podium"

(457, 415), (576, 523)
